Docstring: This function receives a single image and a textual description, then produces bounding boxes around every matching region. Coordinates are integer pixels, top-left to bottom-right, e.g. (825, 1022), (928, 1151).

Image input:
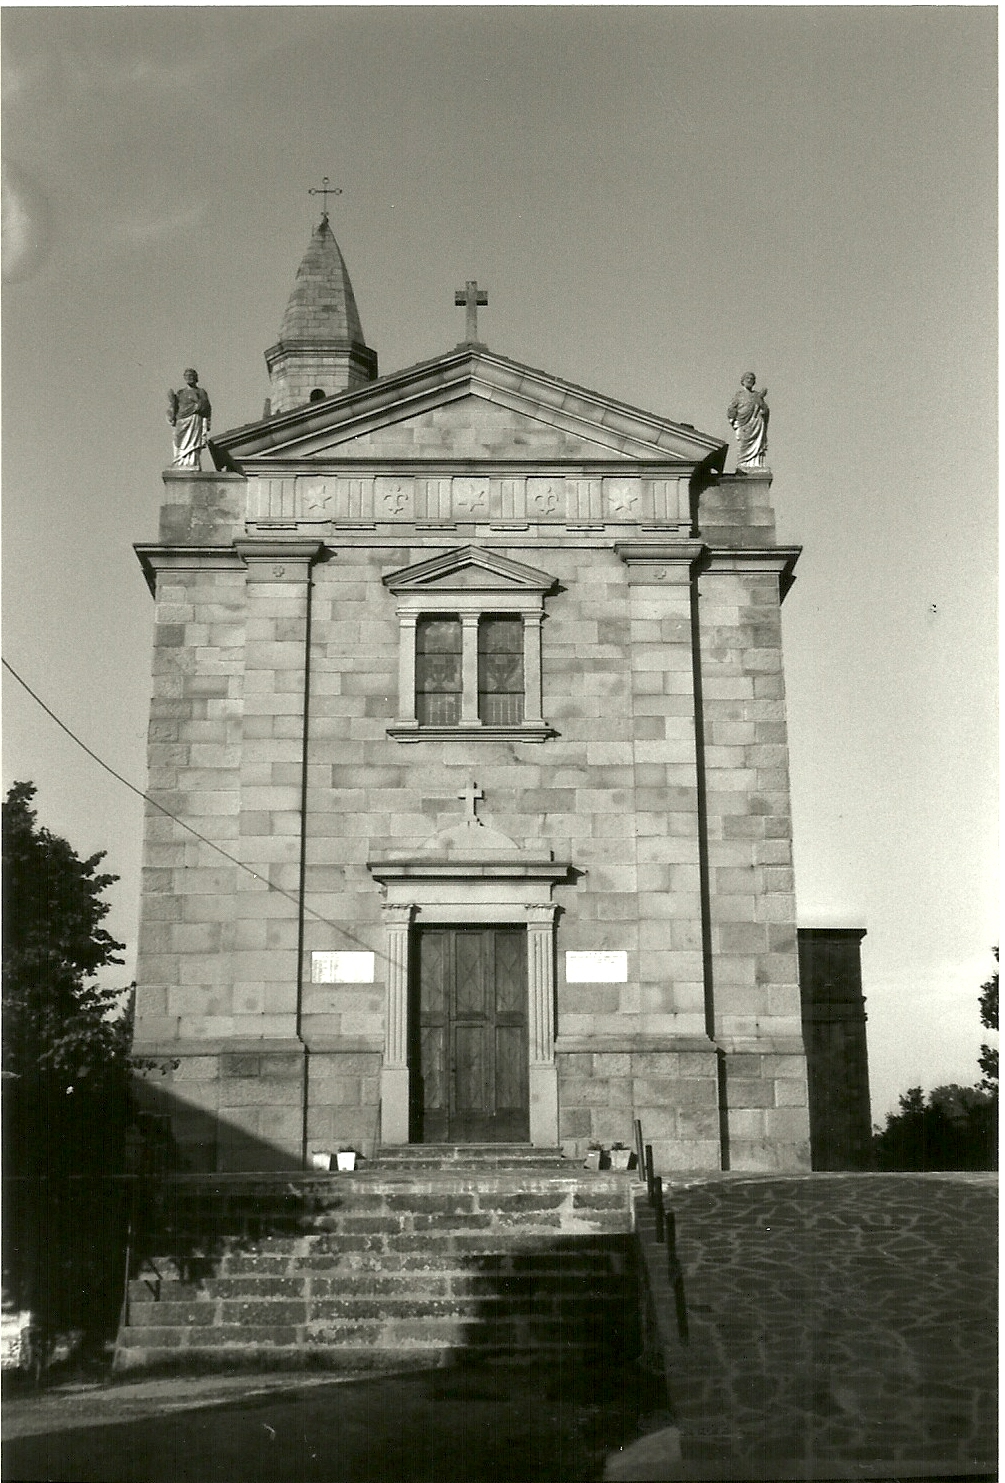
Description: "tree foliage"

(3, 780), (128, 1089)
(978, 948), (998, 1091)
(2, 782), (135, 1353)
(872, 952), (999, 1173)
(873, 1083), (996, 1171)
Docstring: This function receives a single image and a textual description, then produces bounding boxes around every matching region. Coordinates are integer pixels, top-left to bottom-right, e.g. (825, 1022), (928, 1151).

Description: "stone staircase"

(114, 1146), (640, 1373)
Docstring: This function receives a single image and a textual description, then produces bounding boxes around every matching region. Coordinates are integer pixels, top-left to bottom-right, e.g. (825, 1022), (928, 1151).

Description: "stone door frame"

(368, 871), (566, 1148)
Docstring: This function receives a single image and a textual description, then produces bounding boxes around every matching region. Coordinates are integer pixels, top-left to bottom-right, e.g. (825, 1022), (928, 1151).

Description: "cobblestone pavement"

(660, 1173), (997, 1478)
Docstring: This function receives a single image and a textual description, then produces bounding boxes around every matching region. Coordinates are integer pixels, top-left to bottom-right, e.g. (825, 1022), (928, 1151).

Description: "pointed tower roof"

(279, 215), (367, 345)
(265, 214), (377, 414)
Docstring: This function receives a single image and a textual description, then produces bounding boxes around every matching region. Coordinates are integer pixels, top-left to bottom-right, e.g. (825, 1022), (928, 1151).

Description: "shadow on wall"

(1, 1074), (307, 1369)
(132, 1070), (308, 1176)
(131, 1051), (383, 1174)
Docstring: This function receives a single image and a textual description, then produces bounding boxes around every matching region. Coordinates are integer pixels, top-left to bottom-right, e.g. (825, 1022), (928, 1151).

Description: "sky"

(1, 6), (997, 1122)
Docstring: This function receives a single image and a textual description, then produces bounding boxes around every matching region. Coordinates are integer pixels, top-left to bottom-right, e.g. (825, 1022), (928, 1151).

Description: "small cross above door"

(457, 780), (484, 822)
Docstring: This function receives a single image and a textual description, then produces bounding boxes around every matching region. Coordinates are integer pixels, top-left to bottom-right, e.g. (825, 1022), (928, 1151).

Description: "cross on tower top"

(308, 176), (342, 225)
(457, 780), (484, 823)
(454, 280), (488, 347)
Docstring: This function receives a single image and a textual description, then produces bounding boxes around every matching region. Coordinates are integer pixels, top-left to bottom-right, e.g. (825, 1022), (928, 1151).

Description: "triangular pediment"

(316, 395), (629, 462)
(384, 545), (556, 594)
(211, 348), (727, 472)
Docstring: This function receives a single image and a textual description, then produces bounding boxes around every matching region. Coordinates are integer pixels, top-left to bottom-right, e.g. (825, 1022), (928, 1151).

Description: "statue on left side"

(167, 368), (211, 469)
(727, 372), (769, 472)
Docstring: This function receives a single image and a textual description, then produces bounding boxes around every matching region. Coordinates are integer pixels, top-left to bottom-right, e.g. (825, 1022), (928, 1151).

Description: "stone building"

(798, 927), (872, 1169)
(130, 213), (812, 1173)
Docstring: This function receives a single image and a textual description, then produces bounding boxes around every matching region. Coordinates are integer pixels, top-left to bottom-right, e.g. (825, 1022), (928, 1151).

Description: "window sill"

(387, 723), (557, 744)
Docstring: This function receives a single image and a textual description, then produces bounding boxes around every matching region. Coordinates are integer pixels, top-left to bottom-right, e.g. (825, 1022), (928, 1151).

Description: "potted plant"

(336, 1148), (357, 1172)
(311, 1151), (333, 1172)
(609, 1142), (632, 1171)
(583, 1142), (602, 1172)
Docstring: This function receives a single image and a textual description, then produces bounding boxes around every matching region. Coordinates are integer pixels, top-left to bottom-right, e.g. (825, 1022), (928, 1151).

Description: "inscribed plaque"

(565, 951), (628, 983)
(311, 951), (376, 984)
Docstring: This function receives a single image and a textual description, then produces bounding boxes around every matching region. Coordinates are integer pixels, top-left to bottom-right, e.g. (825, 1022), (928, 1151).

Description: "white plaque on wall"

(311, 951), (376, 984)
(565, 951), (629, 983)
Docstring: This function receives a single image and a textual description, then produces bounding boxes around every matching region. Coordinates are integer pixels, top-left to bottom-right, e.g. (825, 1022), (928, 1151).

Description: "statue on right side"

(727, 372), (769, 471)
(167, 368), (212, 470)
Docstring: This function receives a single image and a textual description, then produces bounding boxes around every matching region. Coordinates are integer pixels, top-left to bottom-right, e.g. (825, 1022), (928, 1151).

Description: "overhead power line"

(1, 657), (344, 933)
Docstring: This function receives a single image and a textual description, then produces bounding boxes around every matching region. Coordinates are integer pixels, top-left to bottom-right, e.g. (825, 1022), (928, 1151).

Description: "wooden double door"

(410, 927), (529, 1143)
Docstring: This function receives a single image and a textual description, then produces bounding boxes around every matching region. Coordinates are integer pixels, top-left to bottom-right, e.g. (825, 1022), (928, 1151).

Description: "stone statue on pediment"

(167, 368), (211, 469)
(727, 372), (769, 471)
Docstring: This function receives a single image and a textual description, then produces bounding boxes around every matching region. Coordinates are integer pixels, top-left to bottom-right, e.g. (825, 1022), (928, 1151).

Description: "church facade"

(131, 216), (811, 1173)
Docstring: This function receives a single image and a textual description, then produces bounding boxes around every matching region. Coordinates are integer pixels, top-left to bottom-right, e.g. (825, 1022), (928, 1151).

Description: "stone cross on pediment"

(455, 280), (488, 346)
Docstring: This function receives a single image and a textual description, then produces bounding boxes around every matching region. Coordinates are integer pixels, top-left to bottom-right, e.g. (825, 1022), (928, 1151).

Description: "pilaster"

(616, 543), (708, 1040)
(696, 545), (810, 1169)
(380, 904), (416, 1144)
(526, 904), (558, 1146)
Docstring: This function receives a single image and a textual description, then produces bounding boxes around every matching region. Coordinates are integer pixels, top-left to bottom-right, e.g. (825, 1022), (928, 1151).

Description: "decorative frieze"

(246, 473), (693, 527)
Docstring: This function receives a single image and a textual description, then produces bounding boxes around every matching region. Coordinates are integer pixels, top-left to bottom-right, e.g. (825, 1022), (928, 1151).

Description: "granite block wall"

(131, 458), (811, 1174)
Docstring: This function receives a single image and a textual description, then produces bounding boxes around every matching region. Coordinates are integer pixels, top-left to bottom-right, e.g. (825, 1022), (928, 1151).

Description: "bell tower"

(264, 194), (377, 414)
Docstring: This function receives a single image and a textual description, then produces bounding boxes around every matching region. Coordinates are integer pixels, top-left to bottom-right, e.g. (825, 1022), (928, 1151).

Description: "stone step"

(120, 1313), (628, 1350)
(128, 1232), (634, 1281)
(372, 1144), (568, 1170)
(128, 1291), (630, 1325)
(116, 1170), (638, 1374)
(131, 1265), (625, 1304)
(113, 1339), (604, 1373)
(147, 1172), (630, 1234)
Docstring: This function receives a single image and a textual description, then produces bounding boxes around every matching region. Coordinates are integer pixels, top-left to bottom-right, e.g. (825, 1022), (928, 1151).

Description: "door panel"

(495, 1024), (527, 1111)
(412, 927), (529, 1143)
(494, 932), (525, 1014)
(454, 1026), (486, 1111)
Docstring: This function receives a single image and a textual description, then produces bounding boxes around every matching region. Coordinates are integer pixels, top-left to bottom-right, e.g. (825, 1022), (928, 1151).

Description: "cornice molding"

(233, 538), (326, 568)
(161, 470), (246, 485)
(212, 348), (729, 469)
(131, 1038), (304, 1060)
(554, 1035), (716, 1054)
(367, 859), (575, 884)
(701, 545), (802, 600)
(135, 543), (244, 596)
(615, 540), (706, 567)
(136, 540), (326, 594)
(242, 457), (694, 478)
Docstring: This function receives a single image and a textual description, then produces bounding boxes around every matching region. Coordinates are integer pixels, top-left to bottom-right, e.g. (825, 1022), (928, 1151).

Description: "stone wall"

(798, 928), (872, 1170)
(131, 463), (810, 1174)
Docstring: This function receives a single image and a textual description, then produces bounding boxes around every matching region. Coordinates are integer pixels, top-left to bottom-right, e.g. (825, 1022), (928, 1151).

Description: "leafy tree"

(872, 955), (1000, 1172)
(873, 1083), (996, 1171)
(3, 780), (128, 1094)
(978, 948), (998, 1091)
(2, 782), (135, 1359)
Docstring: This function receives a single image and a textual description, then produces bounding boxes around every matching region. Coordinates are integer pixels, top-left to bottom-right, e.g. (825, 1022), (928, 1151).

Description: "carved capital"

(234, 538), (325, 582)
(525, 903), (559, 926)
(382, 903), (417, 927)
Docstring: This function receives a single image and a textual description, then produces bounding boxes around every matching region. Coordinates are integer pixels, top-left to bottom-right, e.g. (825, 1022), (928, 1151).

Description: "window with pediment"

(383, 547), (556, 743)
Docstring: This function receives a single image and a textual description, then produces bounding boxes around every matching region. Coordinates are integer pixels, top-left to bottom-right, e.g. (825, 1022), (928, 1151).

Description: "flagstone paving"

(651, 1172), (997, 1478)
